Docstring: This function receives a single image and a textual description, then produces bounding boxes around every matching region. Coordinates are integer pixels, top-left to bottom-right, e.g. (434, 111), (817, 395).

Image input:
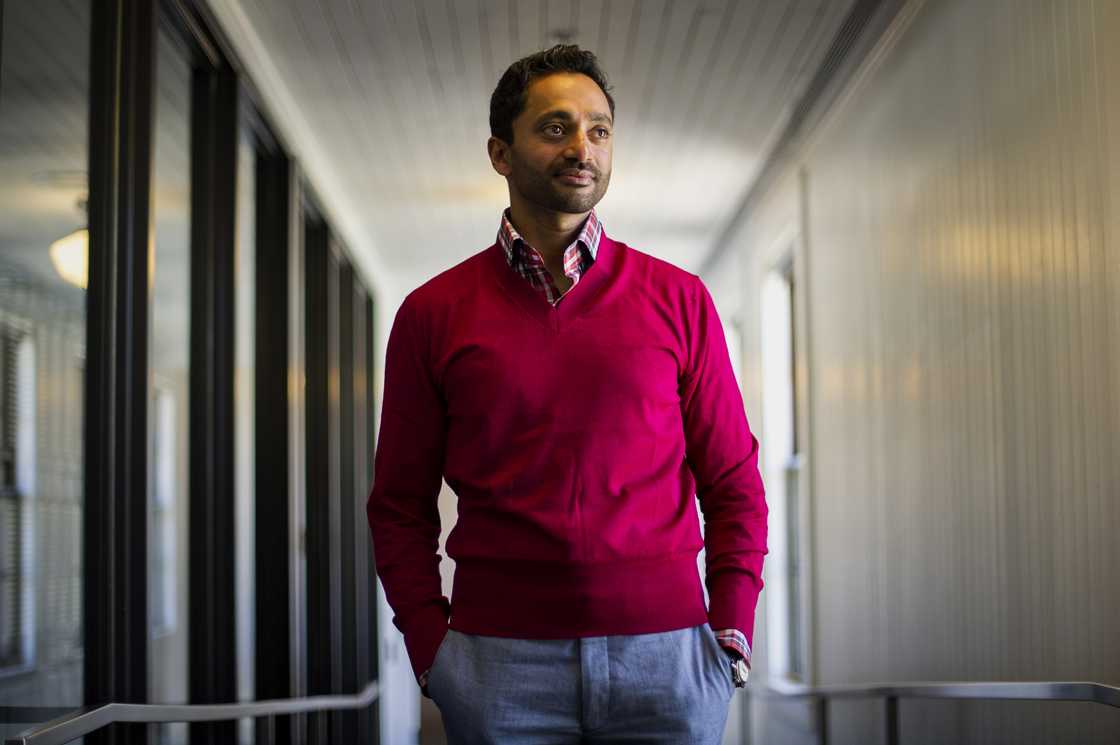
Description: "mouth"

(556, 170), (594, 186)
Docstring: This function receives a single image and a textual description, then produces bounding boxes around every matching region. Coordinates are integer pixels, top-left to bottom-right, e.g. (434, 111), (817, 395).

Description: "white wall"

(723, 0), (1120, 743)
(370, 283), (422, 745)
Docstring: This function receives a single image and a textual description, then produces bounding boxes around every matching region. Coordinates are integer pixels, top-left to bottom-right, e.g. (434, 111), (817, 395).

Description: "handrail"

(3, 680), (379, 745)
(760, 677), (1120, 707)
(750, 678), (1120, 745)
(8, 676), (1116, 745)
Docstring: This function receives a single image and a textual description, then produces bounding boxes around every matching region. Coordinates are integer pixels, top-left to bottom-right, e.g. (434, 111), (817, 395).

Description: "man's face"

(493, 72), (613, 214)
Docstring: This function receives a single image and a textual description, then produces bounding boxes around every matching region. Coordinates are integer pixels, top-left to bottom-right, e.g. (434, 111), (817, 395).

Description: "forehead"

(521, 72), (611, 121)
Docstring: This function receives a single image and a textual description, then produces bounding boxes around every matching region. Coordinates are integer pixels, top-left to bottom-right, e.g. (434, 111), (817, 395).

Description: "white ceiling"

(208, 0), (856, 298)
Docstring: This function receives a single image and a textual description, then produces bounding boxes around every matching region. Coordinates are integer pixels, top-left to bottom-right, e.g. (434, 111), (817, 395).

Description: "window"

(761, 258), (806, 680)
(148, 26), (192, 745)
(0, 2), (89, 729)
(0, 327), (34, 672)
(150, 387), (178, 635)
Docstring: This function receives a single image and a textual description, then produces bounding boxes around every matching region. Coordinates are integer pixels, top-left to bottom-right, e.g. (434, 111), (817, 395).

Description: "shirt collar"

(497, 207), (603, 267)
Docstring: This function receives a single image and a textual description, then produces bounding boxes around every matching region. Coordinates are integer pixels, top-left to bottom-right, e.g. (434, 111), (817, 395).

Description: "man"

(367, 44), (768, 743)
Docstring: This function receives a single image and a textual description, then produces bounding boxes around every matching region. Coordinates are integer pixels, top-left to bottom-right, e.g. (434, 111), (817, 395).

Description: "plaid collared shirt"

(496, 207), (603, 305)
(417, 209), (750, 695)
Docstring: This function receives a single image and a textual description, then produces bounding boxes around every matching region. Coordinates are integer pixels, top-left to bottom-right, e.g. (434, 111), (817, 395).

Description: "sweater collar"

(487, 231), (619, 333)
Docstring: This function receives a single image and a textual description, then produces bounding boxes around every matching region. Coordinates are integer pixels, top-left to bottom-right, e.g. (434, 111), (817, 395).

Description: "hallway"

(1, 0), (1119, 743)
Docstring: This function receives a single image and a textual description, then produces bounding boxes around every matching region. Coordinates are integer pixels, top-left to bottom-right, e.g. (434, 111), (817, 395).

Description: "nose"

(565, 129), (592, 164)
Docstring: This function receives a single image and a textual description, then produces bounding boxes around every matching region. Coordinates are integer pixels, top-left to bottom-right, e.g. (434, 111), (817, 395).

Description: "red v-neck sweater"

(367, 232), (769, 683)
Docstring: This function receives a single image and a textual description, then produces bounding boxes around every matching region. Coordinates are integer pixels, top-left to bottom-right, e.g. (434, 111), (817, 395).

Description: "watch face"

(731, 658), (750, 686)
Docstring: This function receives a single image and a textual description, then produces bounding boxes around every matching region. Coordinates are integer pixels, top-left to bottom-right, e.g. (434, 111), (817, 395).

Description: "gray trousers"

(426, 622), (734, 744)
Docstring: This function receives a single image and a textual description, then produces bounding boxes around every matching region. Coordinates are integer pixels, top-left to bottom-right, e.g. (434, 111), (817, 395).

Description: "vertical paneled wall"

(734, 0), (1120, 743)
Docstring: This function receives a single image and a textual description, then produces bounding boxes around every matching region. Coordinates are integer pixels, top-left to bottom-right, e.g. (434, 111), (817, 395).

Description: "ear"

(487, 136), (513, 177)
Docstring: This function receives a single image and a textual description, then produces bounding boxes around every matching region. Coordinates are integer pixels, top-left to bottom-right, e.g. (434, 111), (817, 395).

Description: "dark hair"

(489, 44), (615, 144)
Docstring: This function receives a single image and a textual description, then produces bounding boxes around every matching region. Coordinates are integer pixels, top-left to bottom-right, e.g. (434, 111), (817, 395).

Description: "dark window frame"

(85, 4), (157, 744)
(83, 3), (381, 743)
(304, 214), (340, 745)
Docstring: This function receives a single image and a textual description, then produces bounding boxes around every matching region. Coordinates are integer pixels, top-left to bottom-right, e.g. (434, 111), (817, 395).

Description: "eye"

(594, 127), (611, 138)
(543, 124), (564, 136)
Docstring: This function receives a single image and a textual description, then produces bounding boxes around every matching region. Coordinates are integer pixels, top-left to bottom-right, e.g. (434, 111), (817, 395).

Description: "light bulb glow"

(49, 228), (88, 289)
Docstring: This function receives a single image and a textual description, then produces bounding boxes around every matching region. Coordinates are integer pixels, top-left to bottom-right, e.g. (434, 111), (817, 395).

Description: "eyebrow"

(535, 109), (613, 126)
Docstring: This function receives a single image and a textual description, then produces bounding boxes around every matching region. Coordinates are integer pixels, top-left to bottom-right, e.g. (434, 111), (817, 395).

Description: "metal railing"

(3, 680), (379, 745)
(752, 678), (1120, 745)
(7, 676), (1119, 744)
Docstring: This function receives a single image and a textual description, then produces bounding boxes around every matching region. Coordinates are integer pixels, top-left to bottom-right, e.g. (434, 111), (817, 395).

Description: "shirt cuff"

(713, 628), (752, 667)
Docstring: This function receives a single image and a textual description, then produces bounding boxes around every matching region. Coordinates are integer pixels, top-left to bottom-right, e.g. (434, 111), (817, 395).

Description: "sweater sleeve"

(680, 277), (769, 656)
(366, 295), (450, 684)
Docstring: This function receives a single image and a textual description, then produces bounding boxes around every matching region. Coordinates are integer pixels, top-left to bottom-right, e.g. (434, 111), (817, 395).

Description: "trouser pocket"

(427, 629), (457, 703)
(699, 624), (735, 696)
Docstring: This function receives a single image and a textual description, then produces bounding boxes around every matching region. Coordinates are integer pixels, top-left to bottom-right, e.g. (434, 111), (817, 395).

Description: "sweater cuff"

(706, 566), (762, 661)
(400, 603), (450, 685)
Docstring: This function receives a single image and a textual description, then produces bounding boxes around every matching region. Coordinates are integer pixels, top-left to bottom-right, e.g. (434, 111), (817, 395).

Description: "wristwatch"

(727, 651), (750, 687)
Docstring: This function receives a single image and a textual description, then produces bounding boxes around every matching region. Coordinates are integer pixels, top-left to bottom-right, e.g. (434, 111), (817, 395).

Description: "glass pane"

(0, 0), (89, 739)
(234, 126), (256, 745)
(148, 27), (191, 745)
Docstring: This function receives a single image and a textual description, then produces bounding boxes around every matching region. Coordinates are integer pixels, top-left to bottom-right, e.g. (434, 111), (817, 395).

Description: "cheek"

(521, 147), (557, 169)
(514, 151), (555, 178)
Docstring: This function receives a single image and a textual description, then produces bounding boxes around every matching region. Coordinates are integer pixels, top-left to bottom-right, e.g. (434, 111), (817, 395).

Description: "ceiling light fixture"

(49, 228), (89, 290)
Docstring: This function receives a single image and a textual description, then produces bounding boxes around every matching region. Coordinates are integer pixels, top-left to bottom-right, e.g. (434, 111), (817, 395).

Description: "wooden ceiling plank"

(663, 3), (735, 160)
(447, 0), (495, 178)
(615, 0), (667, 173)
(419, 0), (478, 176)
(322, 0), (416, 193)
(685, 1), (814, 247)
(629, 0), (695, 178)
(543, 0), (576, 44)
(571, 0), (604, 58)
(504, 0), (521, 63)
(477, 0), (500, 94)
(674, 1), (744, 144)
(700, 0), (789, 137)
(303, 0), (368, 119)
(518, 0), (544, 58)
(412, 0), (462, 183)
(378, 0), (454, 183)
(4, 2), (88, 145)
(590, 0), (627, 78)
(445, 0), (485, 102)
(1, 77), (60, 160)
(740, 0), (832, 139)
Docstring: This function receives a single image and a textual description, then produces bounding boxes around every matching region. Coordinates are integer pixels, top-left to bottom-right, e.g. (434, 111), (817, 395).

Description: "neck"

(507, 198), (589, 266)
